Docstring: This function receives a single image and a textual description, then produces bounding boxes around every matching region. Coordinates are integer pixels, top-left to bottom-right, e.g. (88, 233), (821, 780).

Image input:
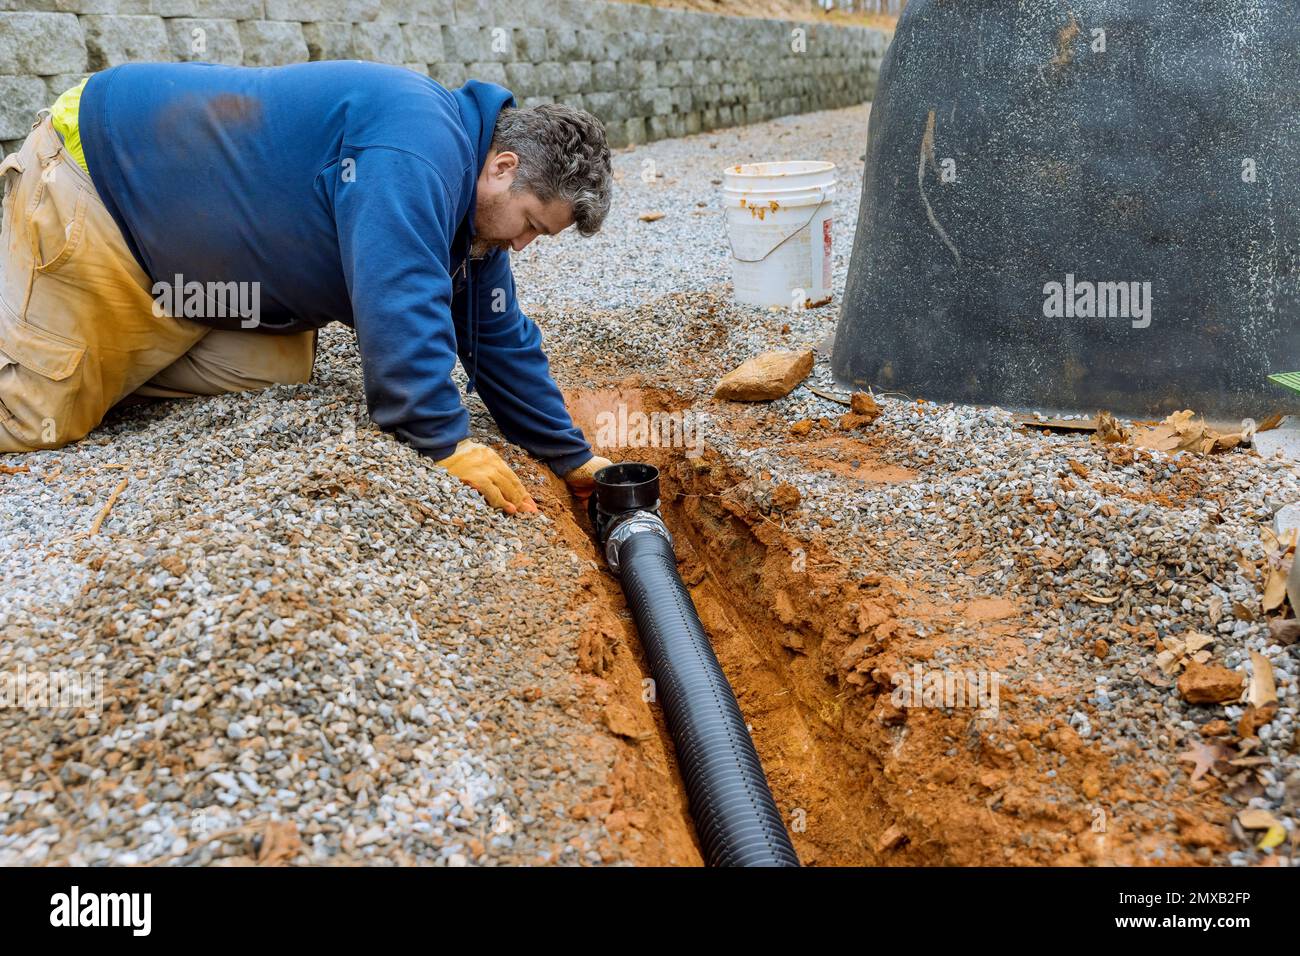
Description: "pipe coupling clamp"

(604, 510), (672, 576)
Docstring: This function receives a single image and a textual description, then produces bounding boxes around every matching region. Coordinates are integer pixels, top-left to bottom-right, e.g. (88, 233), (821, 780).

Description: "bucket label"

(822, 219), (833, 290)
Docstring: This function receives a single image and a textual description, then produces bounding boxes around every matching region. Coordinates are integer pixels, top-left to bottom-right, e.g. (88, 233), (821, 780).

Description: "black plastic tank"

(832, 0), (1300, 423)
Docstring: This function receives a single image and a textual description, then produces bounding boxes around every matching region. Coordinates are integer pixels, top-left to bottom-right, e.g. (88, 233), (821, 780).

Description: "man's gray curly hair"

(490, 103), (613, 236)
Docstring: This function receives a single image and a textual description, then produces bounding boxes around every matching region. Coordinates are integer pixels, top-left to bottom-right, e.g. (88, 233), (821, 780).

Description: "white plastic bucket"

(721, 161), (836, 309)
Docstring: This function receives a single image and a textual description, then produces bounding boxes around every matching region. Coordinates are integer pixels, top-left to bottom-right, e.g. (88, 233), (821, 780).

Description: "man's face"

(473, 150), (574, 257)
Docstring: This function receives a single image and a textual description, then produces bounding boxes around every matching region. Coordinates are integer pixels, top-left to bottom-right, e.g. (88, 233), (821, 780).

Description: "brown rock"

(839, 412), (877, 431)
(876, 696), (907, 726)
(789, 418), (813, 436)
(771, 482), (801, 512)
(773, 589), (796, 625)
(877, 824), (908, 852)
(849, 391), (882, 419)
(1200, 719), (1231, 737)
(714, 350), (814, 401)
(1081, 771), (1101, 799)
(1177, 661), (1244, 704)
(1173, 808), (1227, 850)
(602, 703), (642, 740)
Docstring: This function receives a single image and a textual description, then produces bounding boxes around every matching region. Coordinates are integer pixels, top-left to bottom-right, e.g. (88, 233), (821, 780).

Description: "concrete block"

(238, 20), (308, 66)
(429, 61), (466, 89)
(402, 23), (443, 64)
(167, 19), (243, 65)
(592, 60), (619, 92)
(151, 0), (198, 16)
(466, 60), (506, 87)
(204, 0), (266, 16)
(43, 73), (91, 99)
(0, 13), (87, 75)
(624, 115), (645, 145)
(576, 28), (603, 61)
(0, 75), (48, 141)
(636, 60), (656, 87)
(517, 0), (562, 30)
(304, 21), (354, 60)
(581, 90), (622, 124)
(442, 24), (489, 61)
(552, 0), (596, 29)
(534, 60), (564, 94)
(547, 27), (578, 60)
(378, 0), (449, 23)
(265, 0), (379, 22)
(82, 14), (171, 70)
(513, 27), (546, 62)
(353, 22), (404, 63)
(503, 61), (537, 97)
(565, 60), (591, 94)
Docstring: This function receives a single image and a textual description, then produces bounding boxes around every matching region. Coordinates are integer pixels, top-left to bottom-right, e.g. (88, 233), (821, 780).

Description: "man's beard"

(469, 236), (511, 258)
(470, 190), (512, 258)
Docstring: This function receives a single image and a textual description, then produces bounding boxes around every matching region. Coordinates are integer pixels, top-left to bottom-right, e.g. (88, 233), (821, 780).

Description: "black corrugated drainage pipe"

(590, 462), (800, 867)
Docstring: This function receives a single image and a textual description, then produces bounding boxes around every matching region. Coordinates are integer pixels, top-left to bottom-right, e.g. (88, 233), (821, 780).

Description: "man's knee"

(140, 328), (317, 397)
(255, 329), (317, 387)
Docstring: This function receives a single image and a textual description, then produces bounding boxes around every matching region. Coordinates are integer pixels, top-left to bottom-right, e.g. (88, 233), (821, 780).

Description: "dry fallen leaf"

(1261, 525), (1297, 559)
(1156, 632), (1216, 675)
(1257, 824), (1288, 850)
(1178, 740), (1232, 784)
(1248, 651), (1278, 708)
(1082, 592), (1119, 605)
(1095, 410), (1131, 444)
(1263, 563), (1289, 612)
(1130, 409), (1243, 455)
(1237, 808), (1283, 830)
(1269, 618), (1300, 645)
(638, 210), (666, 222)
(256, 820), (303, 866)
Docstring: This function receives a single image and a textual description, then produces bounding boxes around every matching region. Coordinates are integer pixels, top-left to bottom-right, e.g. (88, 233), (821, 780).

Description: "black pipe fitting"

(591, 462), (800, 867)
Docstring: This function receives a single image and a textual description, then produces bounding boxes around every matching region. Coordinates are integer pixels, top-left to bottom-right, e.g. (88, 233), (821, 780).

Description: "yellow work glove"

(435, 440), (538, 515)
(563, 455), (613, 500)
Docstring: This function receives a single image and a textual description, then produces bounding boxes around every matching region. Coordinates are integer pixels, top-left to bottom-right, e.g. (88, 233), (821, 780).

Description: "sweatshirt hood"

(451, 79), (516, 202)
(450, 80), (515, 396)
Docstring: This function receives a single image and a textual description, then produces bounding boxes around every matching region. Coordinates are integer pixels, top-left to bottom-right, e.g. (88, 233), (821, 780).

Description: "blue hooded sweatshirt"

(78, 60), (593, 474)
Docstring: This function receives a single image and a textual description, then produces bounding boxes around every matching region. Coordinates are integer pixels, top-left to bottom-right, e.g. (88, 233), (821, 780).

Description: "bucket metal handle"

(723, 190), (829, 264)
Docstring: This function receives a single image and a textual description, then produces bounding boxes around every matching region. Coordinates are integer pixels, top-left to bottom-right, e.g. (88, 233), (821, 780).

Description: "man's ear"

(488, 150), (519, 182)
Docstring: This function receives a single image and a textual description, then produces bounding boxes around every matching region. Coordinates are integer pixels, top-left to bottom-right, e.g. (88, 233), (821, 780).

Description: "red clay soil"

(510, 382), (1247, 866)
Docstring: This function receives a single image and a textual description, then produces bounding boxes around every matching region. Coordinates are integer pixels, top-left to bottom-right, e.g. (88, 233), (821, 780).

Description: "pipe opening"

(593, 462), (660, 514)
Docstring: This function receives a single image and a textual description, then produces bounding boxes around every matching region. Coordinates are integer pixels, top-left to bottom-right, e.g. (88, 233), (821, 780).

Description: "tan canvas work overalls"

(0, 112), (317, 452)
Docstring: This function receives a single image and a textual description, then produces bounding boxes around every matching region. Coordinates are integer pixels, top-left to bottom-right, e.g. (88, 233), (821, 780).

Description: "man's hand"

(435, 440), (538, 514)
(563, 455), (613, 501)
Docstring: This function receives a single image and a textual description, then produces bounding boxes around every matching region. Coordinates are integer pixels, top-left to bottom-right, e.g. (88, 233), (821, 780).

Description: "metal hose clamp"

(604, 510), (672, 576)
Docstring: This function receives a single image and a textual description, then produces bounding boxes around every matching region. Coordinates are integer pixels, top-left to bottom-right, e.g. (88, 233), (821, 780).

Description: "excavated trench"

(545, 386), (913, 865)
(547, 385), (1181, 867)
(526, 377), (1259, 867)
